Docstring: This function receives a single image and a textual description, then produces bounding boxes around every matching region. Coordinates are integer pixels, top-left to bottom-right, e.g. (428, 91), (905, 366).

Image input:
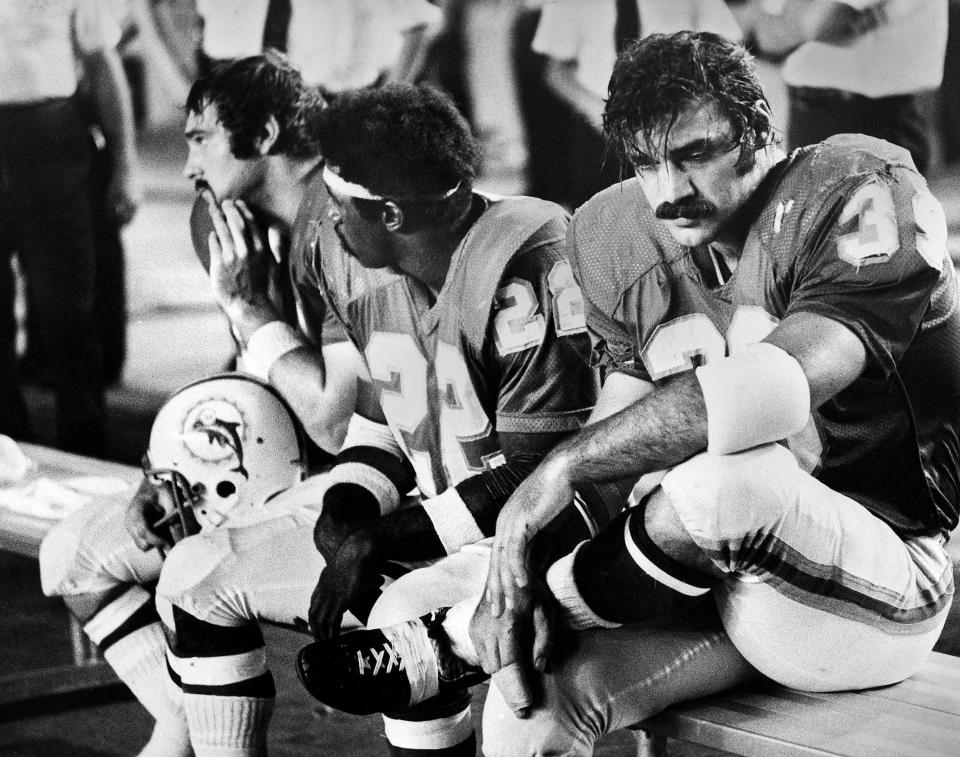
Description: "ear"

(754, 99), (774, 142)
(382, 201), (404, 232)
(257, 115), (281, 156)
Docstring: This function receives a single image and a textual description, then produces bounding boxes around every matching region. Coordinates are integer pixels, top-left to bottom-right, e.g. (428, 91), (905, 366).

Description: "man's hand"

(469, 579), (558, 718)
(313, 509), (364, 562)
(205, 197), (280, 338)
(309, 531), (381, 640)
(486, 453), (575, 617)
(124, 476), (175, 551)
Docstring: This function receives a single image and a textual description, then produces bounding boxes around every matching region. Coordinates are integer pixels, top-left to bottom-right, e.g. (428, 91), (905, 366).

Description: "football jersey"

(309, 193), (598, 498)
(571, 135), (960, 536)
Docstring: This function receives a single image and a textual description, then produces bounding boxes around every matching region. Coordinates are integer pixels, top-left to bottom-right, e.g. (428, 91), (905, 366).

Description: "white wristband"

(421, 487), (486, 555)
(327, 461), (401, 516)
(546, 544), (621, 630)
(242, 321), (306, 381)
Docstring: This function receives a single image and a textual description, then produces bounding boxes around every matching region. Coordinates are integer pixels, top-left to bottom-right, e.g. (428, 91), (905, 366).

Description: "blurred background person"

(0, 0), (139, 456)
(192, 0), (442, 93)
(730, 0), (948, 175)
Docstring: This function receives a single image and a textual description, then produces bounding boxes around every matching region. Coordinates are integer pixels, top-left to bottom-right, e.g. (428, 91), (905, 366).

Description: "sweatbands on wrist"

(695, 342), (810, 455)
(243, 321), (307, 381)
(546, 544), (622, 631)
(421, 486), (486, 555)
(323, 415), (413, 517)
(323, 462), (401, 517)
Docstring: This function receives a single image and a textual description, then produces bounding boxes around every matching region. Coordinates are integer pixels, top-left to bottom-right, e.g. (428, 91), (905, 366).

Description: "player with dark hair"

(299, 31), (960, 756)
(38, 54), (366, 757)
(155, 82), (609, 756)
(185, 50), (323, 161)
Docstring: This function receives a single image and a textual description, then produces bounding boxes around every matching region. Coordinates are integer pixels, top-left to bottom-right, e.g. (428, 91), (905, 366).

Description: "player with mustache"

(299, 31), (960, 757)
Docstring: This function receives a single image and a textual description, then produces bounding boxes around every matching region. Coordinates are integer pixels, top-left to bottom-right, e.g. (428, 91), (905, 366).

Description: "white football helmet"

(144, 373), (306, 532)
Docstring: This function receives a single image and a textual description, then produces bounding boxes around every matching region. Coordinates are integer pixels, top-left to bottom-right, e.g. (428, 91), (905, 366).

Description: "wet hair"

(186, 51), (325, 159)
(316, 84), (478, 229)
(604, 31), (774, 173)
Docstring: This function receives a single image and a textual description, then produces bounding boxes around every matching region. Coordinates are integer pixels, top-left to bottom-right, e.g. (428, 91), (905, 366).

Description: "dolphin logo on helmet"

(144, 373), (306, 534)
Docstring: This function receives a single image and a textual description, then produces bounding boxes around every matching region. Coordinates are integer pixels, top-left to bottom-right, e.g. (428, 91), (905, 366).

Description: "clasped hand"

(472, 453), (577, 716)
(309, 526), (381, 641)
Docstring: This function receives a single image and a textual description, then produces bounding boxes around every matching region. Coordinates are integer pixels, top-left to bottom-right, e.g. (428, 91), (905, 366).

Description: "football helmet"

(144, 373), (306, 532)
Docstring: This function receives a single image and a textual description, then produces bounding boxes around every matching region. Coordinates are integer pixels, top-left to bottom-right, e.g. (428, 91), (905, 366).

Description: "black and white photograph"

(2, 1), (959, 755)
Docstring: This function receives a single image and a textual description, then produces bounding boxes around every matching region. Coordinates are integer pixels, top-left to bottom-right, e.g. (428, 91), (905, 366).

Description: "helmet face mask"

(145, 373), (307, 532)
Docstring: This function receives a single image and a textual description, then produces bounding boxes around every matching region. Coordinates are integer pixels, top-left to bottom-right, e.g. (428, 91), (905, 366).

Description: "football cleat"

(296, 609), (487, 715)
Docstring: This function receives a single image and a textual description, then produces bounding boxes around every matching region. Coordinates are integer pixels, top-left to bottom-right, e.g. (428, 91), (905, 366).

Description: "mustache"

(655, 199), (714, 220)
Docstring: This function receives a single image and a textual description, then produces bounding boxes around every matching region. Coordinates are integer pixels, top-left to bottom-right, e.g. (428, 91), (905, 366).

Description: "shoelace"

(354, 640), (405, 676)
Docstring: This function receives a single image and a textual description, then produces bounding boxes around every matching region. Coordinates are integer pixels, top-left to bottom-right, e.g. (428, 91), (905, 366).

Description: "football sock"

(182, 691), (274, 757)
(167, 608), (276, 756)
(384, 718), (477, 757)
(548, 508), (713, 627)
(84, 587), (190, 757)
(383, 673), (476, 756)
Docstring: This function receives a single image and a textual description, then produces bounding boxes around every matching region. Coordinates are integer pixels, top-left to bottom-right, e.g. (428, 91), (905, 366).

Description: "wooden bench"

(638, 651), (960, 756)
(0, 443), (141, 708)
(6, 445), (960, 755)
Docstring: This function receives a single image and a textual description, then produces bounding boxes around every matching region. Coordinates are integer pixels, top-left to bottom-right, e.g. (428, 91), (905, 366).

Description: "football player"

(155, 83), (610, 757)
(38, 54), (365, 757)
(300, 32), (960, 756)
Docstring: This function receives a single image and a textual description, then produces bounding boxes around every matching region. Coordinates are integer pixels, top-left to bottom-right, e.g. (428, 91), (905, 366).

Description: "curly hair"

(186, 51), (325, 160)
(316, 84), (478, 227)
(604, 31), (774, 172)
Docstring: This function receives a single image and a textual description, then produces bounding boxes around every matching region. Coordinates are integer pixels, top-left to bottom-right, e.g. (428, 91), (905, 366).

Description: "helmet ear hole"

(216, 480), (237, 498)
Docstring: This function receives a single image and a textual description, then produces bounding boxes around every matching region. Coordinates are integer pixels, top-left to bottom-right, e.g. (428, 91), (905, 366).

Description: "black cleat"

(296, 610), (487, 715)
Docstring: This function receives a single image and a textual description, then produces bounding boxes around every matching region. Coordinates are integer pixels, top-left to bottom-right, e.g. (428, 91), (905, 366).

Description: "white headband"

(322, 165), (461, 202)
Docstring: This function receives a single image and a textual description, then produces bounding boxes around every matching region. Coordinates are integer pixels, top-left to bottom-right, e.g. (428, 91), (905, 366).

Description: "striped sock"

(85, 588), (190, 756)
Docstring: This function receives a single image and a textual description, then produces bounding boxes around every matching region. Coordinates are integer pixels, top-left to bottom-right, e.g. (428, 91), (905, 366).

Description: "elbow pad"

(695, 342), (810, 456)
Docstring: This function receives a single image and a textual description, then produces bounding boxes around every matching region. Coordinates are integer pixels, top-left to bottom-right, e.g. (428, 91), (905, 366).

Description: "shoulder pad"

(570, 179), (682, 313)
(452, 195), (568, 350)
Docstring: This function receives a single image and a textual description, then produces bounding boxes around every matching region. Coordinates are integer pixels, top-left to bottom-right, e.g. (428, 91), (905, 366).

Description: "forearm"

(85, 49), (137, 177)
(555, 371), (707, 488)
(266, 343), (362, 453)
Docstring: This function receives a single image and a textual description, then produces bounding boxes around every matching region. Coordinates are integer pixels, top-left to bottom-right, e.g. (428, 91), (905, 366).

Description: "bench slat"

(641, 652), (960, 756)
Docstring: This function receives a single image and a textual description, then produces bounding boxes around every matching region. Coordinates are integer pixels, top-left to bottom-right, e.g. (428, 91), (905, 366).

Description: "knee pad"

(660, 444), (800, 547)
